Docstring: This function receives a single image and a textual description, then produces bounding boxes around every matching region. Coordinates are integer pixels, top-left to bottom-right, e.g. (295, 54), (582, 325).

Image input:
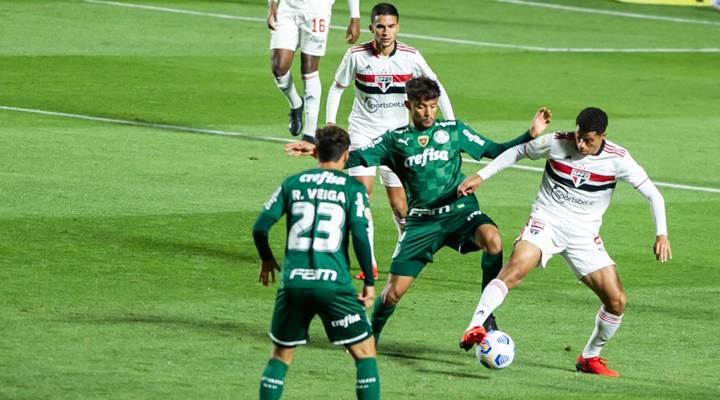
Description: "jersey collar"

(371, 40), (397, 58)
(594, 140), (606, 156)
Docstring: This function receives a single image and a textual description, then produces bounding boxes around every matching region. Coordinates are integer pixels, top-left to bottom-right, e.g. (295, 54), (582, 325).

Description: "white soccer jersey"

(333, 41), (441, 138)
(524, 132), (649, 232)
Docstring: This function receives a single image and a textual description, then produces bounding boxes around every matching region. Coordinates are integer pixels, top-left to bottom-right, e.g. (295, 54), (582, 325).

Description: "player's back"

(279, 168), (367, 291)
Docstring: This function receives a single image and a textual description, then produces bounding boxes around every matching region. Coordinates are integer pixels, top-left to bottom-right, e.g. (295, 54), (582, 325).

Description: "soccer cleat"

(288, 101), (304, 136)
(575, 354), (620, 377)
(483, 314), (498, 332)
(459, 326), (487, 351)
(355, 265), (379, 280)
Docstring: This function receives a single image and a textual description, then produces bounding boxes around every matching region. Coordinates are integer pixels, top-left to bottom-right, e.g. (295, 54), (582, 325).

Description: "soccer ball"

(476, 330), (515, 369)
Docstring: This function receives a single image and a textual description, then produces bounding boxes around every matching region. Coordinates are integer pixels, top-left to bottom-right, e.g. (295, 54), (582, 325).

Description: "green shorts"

(390, 199), (496, 277)
(269, 287), (373, 347)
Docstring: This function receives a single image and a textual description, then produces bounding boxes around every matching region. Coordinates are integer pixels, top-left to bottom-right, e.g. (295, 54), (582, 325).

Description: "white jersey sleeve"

(524, 133), (553, 160)
(334, 49), (355, 88)
(615, 153), (649, 188)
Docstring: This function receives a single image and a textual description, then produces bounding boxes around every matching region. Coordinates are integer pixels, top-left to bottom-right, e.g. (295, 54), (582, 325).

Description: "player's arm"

(457, 133), (553, 196)
(266, 0), (278, 30)
(413, 51), (455, 120)
(349, 190), (375, 307)
(252, 185), (286, 285)
(345, 0), (361, 44)
(620, 157), (672, 263)
(317, 49), (355, 143)
(346, 132), (392, 169)
(473, 107), (552, 159)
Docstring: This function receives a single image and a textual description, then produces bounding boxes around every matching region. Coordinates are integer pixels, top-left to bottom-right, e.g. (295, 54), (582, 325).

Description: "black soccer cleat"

(288, 101), (304, 136)
(483, 314), (498, 332)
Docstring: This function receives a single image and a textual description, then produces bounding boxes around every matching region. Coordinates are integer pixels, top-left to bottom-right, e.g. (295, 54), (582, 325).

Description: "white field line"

(3, 105), (719, 194)
(495, 0), (720, 27)
(82, 0), (720, 53)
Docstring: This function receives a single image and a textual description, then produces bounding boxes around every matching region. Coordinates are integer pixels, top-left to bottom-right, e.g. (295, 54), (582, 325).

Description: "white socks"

(582, 306), (623, 358)
(302, 71), (321, 137)
(467, 279), (508, 331)
(367, 211), (377, 268)
(274, 71), (303, 109)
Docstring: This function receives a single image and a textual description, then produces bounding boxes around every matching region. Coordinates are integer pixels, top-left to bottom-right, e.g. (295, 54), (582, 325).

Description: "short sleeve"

(525, 134), (553, 160)
(334, 49), (356, 88)
(348, 133), (392, 168)
(616, 153), (649, 188)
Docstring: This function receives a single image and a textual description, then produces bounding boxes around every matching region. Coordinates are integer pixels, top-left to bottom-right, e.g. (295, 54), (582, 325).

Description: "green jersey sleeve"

(252, 184), (286, 261)
(347, 133), (392, 169)
(348, 187), (374, 286)
(458, 121), (533, 160)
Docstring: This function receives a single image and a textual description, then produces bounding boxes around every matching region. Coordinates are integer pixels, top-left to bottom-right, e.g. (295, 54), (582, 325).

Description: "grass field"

(1, 0), (720, 399)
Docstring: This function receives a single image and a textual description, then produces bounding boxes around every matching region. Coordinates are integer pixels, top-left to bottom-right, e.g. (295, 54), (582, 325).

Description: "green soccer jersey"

(253, 168), (374, 290)
(348, 119), (533, 209)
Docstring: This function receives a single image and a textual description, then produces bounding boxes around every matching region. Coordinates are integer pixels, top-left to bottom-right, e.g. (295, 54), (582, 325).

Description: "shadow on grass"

(120, 235), (257, 264)
(50, 313), (267, 340)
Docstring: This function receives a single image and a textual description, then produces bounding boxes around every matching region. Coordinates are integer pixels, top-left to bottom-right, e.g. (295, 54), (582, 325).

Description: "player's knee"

(271, 63), (290, 78)
(607, 292), (627, 315)
(484, 234), (503, 255)
(381, 286), (403, 306)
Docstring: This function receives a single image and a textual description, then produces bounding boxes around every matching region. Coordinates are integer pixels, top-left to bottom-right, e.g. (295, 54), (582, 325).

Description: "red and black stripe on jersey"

(354, 73), (413, 95)
(544, 159), (617, 192)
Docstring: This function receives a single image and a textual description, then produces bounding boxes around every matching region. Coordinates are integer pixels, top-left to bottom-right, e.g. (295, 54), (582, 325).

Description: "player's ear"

(341, 150), (349, 163)
(404, 100), (411, 111)
(312, 147), (318, 159)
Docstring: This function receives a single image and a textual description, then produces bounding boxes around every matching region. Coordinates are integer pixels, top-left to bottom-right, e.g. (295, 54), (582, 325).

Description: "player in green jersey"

(253, 126), (380, 400)
(286, 77), (552, 346)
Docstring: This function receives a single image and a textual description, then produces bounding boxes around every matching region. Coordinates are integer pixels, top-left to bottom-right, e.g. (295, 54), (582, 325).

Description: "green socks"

(355, 357), (380, 400)
(371, 297), (397, 343)
(259, 358), (288, 400)
(481, 251), (503, 290)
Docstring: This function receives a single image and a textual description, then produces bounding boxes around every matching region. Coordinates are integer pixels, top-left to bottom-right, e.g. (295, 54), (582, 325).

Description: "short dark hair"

(576, 107), (608, 134)
(405, 77), (441, 103)
(371, 2), (399, 22)
(315, 125), (350, 162)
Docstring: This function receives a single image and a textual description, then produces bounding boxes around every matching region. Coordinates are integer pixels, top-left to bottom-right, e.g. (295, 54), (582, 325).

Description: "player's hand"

(346, 18), (360, 44)
(653, 235), (672, 263)
(259, 259), (280, 286)
(529, 107), (552, 138)
(266, 2), (278, 30)
(358, 285), (376, 309)
(457, 174), (484, 197)
(284, 141), (317, 157)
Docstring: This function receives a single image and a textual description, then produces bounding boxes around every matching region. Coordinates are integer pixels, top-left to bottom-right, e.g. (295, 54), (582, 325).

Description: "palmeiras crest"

(417, 135), (430, 147)
(375, 75), (393, 92)
(571, 169), (591, 187)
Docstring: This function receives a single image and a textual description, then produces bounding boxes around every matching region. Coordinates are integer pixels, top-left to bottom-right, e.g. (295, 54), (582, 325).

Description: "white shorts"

(348, 165), (403, 187)
(516, 215), (615, 279)
(269, 7), (331, 56)
(348, 127), (402, 187)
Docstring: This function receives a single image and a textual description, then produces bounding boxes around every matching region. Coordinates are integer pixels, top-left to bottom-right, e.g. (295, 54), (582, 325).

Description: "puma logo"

(398, 138), (410, 146)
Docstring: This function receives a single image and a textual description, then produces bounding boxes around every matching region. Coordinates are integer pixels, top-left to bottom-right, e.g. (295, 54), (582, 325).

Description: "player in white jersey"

(456, 107), (672, 377)
(267, 0), (360, 137)
(323, 2), (455, 279)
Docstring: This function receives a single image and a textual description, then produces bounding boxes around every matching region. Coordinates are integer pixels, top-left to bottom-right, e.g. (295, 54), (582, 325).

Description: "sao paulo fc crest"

(375, 75), (393, 92)
(571, 169), (591, 187)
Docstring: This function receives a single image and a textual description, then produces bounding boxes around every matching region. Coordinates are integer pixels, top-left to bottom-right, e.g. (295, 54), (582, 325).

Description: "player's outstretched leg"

(480, 251), (503, 331)
(371, 274), (413, 343)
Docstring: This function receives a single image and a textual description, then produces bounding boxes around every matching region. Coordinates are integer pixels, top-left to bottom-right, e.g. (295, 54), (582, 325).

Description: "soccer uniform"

(348, 120), (533, 277)
(480, 132), (656, 278)
(330, 40), (454, 186)
(270, 0), (358, 56)
(253, 168), (374, 347)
